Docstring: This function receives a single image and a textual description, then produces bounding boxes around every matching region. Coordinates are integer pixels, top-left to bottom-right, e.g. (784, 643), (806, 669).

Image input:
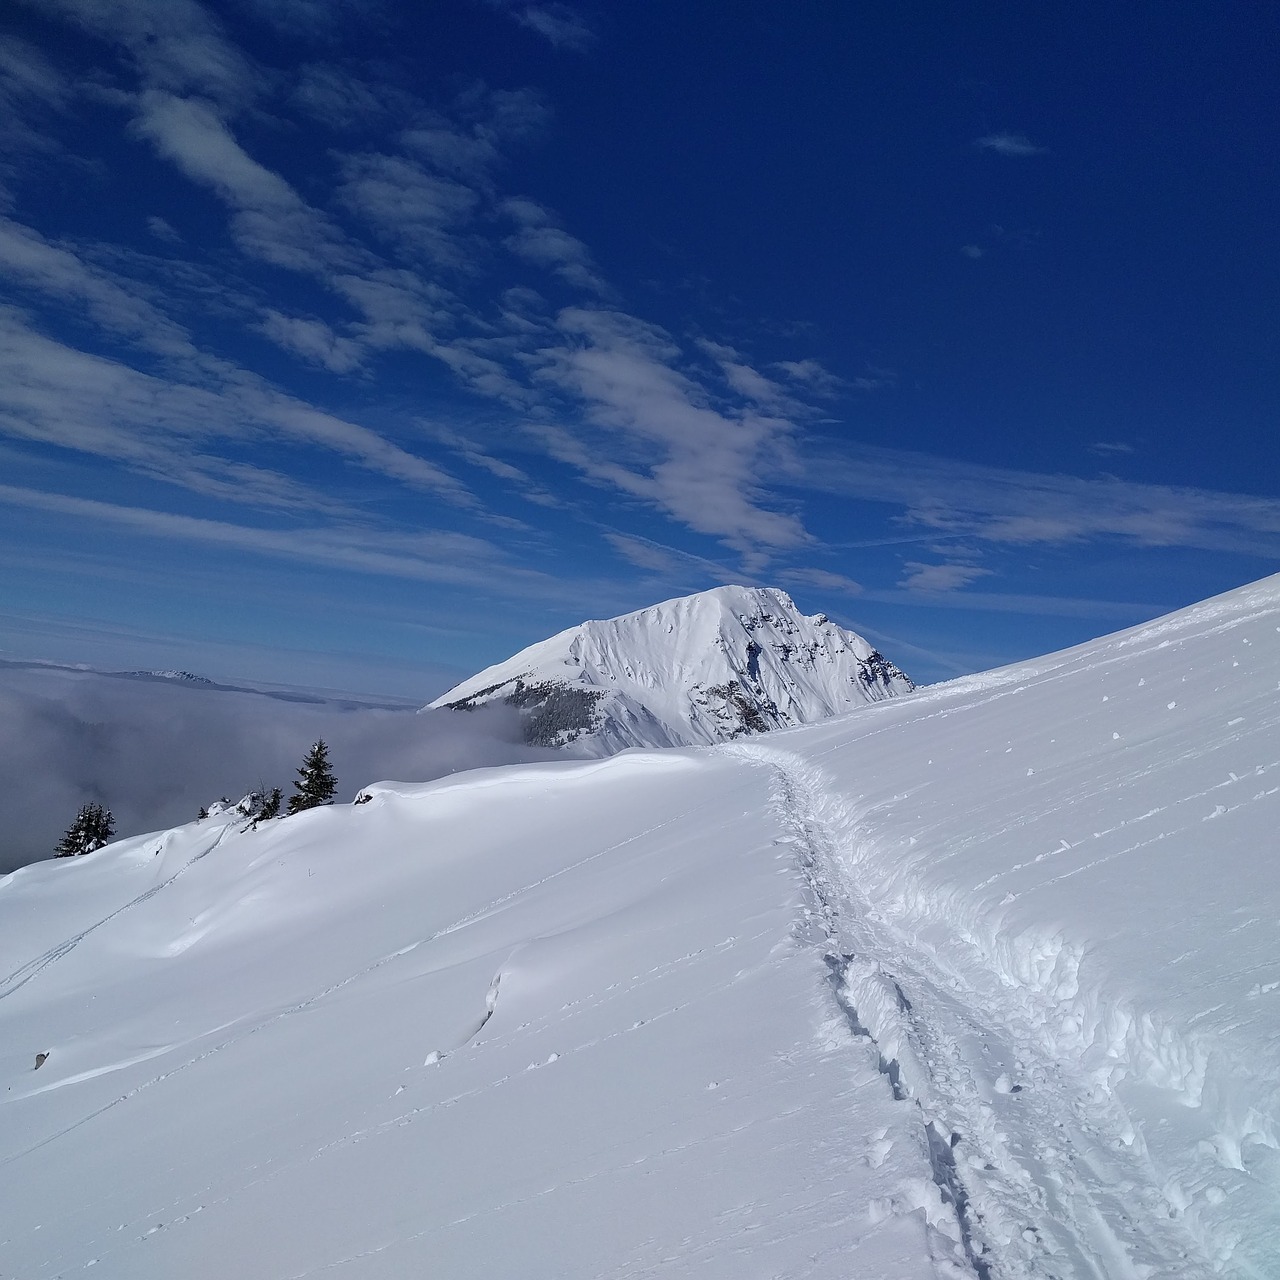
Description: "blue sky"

(0, 0), (1276, 695)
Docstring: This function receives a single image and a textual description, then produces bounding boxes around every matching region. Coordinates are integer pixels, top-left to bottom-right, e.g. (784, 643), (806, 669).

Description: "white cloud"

(532, 307), (809, 556)
(520, 5), (595, 50)
(0, 307), (473, 506)
(291, 62), (390, 130)
(421, 420), (564, 507)
(337, 153), (480, 267)
(961, 243), (984, 259)
(0, 483), (548, 592)
(975, 132), (1046, 157)
(507, 224), (607, 294)
(0, 218), (202, 362)
(603, 532), (684, 574)
(258, 310), (363, 373)
(146, 214), (182, 243)
(850, 366), (896, 391)
(798, 444), (1280, 559)
(488, 2), (595, 51)
(132, 92), (354, 273)
(502, 197), (607, 294)
(33, 0), (264, 108)
(782, 567), (863, 596)
(772, 358), (843, 397)
(0, 33), (71, 113)
(899, 561), (994, 592)
(401, 86), (548, 182)
(698, 340), (796, 411)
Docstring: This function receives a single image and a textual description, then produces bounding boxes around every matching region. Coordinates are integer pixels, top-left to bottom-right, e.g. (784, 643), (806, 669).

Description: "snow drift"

(428, 584), (913, 750)
(2, 574), (1278, 1278)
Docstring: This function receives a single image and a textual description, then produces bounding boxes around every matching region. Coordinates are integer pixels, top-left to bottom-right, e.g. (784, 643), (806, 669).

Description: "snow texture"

(2, 574), (1278, 1278)
(429, 584), (913, 750)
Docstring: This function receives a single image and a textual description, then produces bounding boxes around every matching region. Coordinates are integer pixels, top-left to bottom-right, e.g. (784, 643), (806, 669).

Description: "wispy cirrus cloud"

(0, 34), (73, 190)
(132, 91), (357, 273)
(0, 483), (548, 593)
(257, 310), (364, 373)
(0, 307), (473, 507)
(899, 561), (993, 592)
(975, 131), (1046, 157)
(782, 566), (864, 596)
(486, 1), (596, 52)
(33, 0), (265, 108)
(0, 217), (206, 363)
(797, 444), (1280, 559)
(531, 307), (810, 559)
(772, 358), (844, 397)
(502, 197), (608, 295)
(291, 62), (390, 130)
(337, 153), (481, 268)
(0, 35), (72, 114)
(699, 340), (800, 413)
(402, 86), (548, 182)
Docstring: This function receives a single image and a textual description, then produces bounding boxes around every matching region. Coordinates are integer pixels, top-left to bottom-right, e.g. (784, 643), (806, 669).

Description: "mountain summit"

(429, 585), (912, 750)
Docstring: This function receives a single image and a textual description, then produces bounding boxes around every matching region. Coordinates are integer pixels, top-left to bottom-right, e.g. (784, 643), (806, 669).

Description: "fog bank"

(0, 665), (557, 872)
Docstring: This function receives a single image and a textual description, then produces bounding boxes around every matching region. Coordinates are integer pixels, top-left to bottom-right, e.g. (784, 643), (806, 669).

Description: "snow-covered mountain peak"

(429, 585), (912, 750)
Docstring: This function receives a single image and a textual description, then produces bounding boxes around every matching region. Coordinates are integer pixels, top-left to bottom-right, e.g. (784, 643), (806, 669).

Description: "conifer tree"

(258, 787), (283, 821)
(287, 740), (337, 814)
(54, 803), (116, 857)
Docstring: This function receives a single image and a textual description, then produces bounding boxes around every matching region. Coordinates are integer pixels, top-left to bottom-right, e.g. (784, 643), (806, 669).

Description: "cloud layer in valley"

(0, 664), (555, 873)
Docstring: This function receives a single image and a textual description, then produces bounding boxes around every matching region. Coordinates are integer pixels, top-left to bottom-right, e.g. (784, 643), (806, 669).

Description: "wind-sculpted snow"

(1, 574), (1277, 1277)
(430, 584), (913, 750)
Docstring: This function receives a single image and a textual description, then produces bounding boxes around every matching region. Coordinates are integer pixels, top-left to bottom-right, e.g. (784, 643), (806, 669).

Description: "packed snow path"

(716, 574), (1280, 1278)
(2, 574), (1278, 1278)
(727, 742), (1229, 1279)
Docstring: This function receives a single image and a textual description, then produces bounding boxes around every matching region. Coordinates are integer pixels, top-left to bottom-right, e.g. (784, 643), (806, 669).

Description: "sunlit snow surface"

(2, 576), (1278, 1278)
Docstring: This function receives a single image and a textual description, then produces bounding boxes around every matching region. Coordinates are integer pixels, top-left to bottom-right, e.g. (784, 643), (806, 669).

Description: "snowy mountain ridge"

(429, 584), (912, 749)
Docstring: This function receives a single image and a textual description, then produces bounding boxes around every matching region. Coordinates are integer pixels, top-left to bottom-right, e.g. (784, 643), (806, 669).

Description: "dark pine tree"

(54, 803), (116, 857)
(287, 740), (337, 815)
(258, 787), (283, 821)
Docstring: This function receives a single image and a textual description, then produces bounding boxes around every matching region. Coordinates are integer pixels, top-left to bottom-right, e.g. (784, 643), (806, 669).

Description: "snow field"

(2, 573), (1277, 1278)
(1, 751), (949, 1278)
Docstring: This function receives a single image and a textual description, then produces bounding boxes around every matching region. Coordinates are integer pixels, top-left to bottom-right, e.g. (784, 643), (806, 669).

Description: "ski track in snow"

(721, 741), (1224, 1280)
(0, 822), (235, 1003)
(0, 800), (718, 1173)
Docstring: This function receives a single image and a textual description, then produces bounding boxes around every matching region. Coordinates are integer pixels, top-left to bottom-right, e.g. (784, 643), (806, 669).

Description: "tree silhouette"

(287, 740), (337, 815)
(55, 803), (115, 857)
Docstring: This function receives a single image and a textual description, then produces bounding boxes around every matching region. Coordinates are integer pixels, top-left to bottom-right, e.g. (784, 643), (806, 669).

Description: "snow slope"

(2, 574), (1278, 1278)
(428, 584), (912, 750)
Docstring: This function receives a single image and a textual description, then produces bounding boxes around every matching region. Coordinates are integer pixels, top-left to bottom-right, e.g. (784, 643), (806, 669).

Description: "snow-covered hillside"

(2, 575), (1278, 1278)
(429, 584), (913, 750)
